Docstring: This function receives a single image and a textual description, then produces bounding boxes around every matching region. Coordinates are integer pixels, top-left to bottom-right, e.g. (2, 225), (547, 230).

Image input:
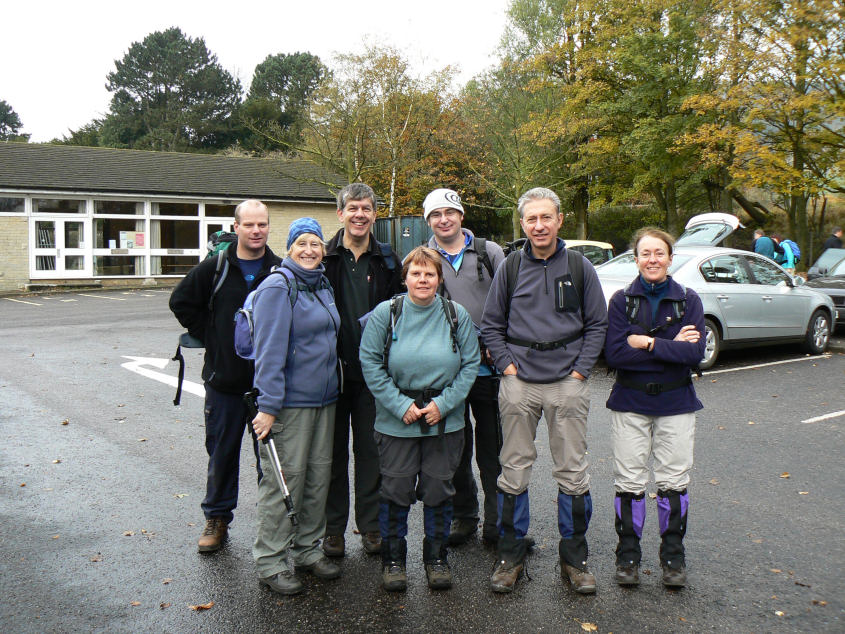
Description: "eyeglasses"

(428, 209), (460, 221)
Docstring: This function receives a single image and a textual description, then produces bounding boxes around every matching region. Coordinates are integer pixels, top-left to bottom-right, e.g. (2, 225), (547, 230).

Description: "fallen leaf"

(52, 459), (61, 464)
(772, 394), (778, 398)
(90, 554), (102, 562)
(679, 617), (687, 622)
(812, 600), (827, 606)
(799, 491), (809, 495)
(162, 578), (172, 585)
(648, 493), (657, 499)
(138, 438), (148, 442)
(775, 611), (784, 616)
(795, 581), (811, 588)
(748, 421), (756, 425)
(130, 601), (141, 607)
(717, 426), (725, 430)
(52, 535), (59, 539)
(61, 419), (69, 425)
(19, 483), (25, 487)
(710, 379), (717, 383)
(174, 493), (188, 499)
(189, 601), (214, 611)
(580, 622), (598, 632)
(160, 602), (171, 609)
(123, 531), (135, 537)
(770, 569), (782, 574)
(187, 522), (195, 527)
(779, 472), (790, 479)
(709, 478), (720, 485)
(752, 538), (763, 543)
(118, 404), (125, 407)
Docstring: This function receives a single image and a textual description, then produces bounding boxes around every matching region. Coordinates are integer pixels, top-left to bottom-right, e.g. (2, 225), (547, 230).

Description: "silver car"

(596, 213), (837, 369)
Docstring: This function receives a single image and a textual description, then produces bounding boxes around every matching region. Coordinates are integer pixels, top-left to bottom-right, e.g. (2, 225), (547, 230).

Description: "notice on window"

(119, 231), (145, 249)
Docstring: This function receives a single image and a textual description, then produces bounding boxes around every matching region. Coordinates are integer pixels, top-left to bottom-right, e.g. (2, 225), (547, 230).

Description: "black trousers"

(325, 380), (381, 535)
(451, 375), (501, 533)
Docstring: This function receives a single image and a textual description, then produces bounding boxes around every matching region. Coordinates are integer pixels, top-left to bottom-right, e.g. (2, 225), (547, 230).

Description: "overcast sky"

(2, 0), (512, 142)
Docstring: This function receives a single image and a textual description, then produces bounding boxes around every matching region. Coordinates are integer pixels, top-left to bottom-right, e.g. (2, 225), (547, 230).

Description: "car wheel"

(699, 318), (720, 370)
(803, 309), (831, 354)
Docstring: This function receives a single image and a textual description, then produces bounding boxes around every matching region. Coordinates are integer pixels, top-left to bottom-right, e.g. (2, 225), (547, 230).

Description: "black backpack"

(623, 282), (687, 335)
(502, 245), (585, 321)
(382, 294), (459, 368)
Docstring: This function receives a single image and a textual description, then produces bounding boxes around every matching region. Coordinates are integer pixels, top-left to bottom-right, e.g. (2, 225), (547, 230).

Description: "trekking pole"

(243, 389), (298, 526)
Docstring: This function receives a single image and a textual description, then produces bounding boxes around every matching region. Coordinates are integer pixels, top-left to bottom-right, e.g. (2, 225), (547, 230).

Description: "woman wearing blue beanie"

(250, 217), (342, 595)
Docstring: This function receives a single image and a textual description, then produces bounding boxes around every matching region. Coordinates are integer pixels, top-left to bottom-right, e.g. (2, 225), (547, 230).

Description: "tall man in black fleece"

(322, 183), (403, 557)
(481, 187), (607, 594)
(170, 199), (281, 553)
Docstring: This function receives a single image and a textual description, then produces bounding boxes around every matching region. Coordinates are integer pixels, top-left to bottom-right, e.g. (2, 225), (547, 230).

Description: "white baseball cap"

(423, 188), (464, 221)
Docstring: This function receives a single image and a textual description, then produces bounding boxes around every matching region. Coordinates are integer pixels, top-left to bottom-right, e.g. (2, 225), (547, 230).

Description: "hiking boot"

(615, 564), (640, 586)
(197, 518), (228, 553)
(662, 565), (687, 588)
(382, 563), (407, 592)
(490, 559), (524, 593)
(448, 518), (478, 546)
(295, 556), (341, 580)
(361, 531), (382, 554)
(322, 534), (345, 558)
(562, 562), (597, 594)
(259, 571), (304, 596)
(425, 561), (453, 590)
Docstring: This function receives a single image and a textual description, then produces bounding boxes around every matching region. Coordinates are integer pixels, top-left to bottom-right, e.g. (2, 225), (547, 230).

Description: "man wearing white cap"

(424, 188), (506, 545)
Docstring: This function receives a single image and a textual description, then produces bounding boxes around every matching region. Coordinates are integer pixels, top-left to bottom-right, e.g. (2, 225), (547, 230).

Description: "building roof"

(0, 143), (343, 202)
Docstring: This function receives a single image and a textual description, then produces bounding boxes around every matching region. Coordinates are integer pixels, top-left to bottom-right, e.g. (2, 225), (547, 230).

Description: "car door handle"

(716, 294), (729, 301)
(761, 296), (773, 302)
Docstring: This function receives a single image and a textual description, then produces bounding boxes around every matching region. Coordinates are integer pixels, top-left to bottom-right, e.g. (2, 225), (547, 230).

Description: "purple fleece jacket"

(604, 276), (705, 415)
(481, 239), (608, 383)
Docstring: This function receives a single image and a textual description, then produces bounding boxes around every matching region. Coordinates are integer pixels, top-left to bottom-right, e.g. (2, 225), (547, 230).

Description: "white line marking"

(60, 299), (77, 302)
(703, 354), (830, 375)
(3, 297), (42, 306)
(802, 410), (845, 424)
(77, 293), (126, 301)
(121, 355), (205, 398)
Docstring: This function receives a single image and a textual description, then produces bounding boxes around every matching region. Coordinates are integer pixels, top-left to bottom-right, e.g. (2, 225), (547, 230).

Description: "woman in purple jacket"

(604, 228), (706, 590)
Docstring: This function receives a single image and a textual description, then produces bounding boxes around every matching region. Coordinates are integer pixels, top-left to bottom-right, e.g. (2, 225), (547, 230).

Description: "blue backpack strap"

(378, 240), (398, 271)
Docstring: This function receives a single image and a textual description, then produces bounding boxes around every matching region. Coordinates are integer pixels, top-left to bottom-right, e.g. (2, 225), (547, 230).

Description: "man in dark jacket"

(169, 199), (280, 553)
(481, 187), (608, 595)
(822, 226), (843, 251)
(322, 183), (403, 558)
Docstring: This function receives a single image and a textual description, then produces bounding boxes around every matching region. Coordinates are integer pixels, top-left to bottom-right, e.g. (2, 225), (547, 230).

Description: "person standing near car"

(481, 187), (608, 595)
(169, 199), (280, 553)
(423, 188), (506, 546)
(322, 183), (403, 558)
(603, 227), (705, 589)
(822, 226), (843, 251)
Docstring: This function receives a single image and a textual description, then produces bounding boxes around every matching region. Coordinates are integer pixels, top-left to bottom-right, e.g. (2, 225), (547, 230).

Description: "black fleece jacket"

(169, 244), (281, 394)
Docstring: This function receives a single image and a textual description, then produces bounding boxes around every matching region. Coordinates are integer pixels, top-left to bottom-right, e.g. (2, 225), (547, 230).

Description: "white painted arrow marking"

(120, 356), (205, 399)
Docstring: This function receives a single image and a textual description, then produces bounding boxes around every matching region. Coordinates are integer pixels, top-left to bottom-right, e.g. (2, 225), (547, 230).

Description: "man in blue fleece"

(481, 187), (608, 594)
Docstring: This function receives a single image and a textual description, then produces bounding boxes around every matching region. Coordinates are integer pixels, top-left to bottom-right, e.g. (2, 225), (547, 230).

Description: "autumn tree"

(100, 27), (242, 152)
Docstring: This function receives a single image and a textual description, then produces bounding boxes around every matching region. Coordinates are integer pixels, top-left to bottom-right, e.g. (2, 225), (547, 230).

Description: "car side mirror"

(791, 275), (805, 287)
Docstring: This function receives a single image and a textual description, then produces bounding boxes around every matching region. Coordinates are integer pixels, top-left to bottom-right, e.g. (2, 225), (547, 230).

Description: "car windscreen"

(675, 222), (733, 246)
(812, 248), (845, 272)
(597, 252), (691, 277)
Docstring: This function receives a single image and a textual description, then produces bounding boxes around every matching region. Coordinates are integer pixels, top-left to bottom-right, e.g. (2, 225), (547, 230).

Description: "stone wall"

(0, 217), (30, 293)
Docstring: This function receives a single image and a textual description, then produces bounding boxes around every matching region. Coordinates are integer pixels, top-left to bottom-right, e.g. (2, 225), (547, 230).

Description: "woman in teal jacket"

(360, 246), (479, 592)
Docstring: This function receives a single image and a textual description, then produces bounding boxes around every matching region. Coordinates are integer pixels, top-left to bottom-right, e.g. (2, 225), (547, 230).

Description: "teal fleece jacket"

(359, 295), (480, 438)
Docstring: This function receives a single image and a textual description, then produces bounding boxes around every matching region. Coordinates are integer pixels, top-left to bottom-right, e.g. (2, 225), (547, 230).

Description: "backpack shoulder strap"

(378, 241), (398, 271)
(440, 296), (459, 352)
(624, 281), (640, 324)
(475, 237), (494, 281)
(208, 250), (229, 311)
(383, 295), (404, 368)
(565, 248), (585, 312)
(503, 250), (522, 322)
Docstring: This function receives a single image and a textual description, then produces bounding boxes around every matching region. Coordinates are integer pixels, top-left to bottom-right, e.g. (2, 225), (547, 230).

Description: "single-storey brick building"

(0, 143), (345, 293)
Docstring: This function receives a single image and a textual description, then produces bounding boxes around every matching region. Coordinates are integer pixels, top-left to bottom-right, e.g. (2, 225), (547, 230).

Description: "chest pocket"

(555, 274), (580, 313)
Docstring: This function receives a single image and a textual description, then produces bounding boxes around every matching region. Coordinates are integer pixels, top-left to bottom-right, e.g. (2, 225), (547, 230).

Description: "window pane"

(36, 255), (56, 271)
(64, 255), (85, 270)
(94, 200), (143, 215)
(700, 255), (750, 284)
(152, 202), (198, 216)
(64, 222), (84, 249)
(0, 197), (24, 213)
(36, 221), (56, 248)
(33, 198), (85, 214)
(94, 256), (145, 276)
(745, 255), (789, 285)
(95, 218), (146, 248)
(150, 220), (199, 249)
(151, 255), (198, 275)
(205, 203), (237, 218)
